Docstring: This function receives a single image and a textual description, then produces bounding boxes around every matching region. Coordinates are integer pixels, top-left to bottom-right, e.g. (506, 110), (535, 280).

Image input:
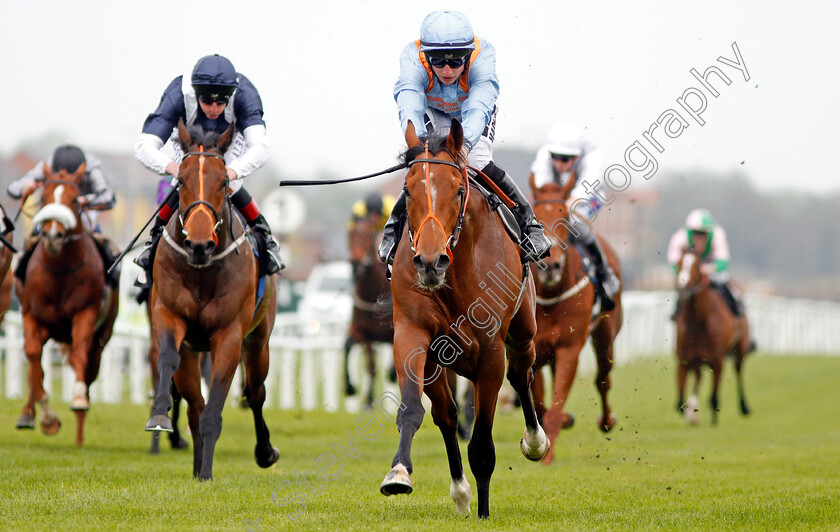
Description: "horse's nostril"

(413, 255), (426, 272)
(434, 254), (450, 272)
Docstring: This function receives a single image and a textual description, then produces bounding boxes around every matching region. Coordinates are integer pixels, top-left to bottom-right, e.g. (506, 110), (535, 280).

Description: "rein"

(406, 142), (469, 262)
(278, 163), (408, 187)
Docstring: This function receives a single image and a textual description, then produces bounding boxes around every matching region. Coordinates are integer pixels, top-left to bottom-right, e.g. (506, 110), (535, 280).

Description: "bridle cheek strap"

(409, 142), (468, 263)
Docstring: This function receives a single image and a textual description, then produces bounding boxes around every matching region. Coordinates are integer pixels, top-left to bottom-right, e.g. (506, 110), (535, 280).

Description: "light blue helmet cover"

(419, 11), (475, 53)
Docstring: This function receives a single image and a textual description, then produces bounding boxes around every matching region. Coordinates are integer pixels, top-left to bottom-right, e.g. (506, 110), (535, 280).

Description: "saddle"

(467, 177), (521, 244)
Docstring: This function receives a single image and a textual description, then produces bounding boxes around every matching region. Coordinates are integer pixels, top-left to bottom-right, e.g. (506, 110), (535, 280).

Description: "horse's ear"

(528, 172), (538, 197)
(216, 123), (234, 153)
(446, 119), (464, 159)
(72, 162), (86, 183)
(177, 119), (192, 152)
(42, 162), (52, 179)
(560, 173), (575, 199)
(405, 121), (421, 148)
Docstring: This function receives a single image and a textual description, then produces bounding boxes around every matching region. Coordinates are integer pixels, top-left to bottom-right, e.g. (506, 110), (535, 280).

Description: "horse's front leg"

(146, 308), (187, 433)
(380, 326), (432, 496)
(198, 327), (245, 481)
(68, 307), (99, 411)
(172, 350), (205, 478)
(17, 316), (56, 433)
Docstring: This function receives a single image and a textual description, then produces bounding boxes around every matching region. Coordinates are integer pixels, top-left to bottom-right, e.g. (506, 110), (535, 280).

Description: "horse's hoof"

(170, 436), (190, 449)
(16, 414), (36, 429)
(450, 476), (471, 515)
(520, 426), (551, 461)
(380, 464), (413, 496)
(69, 397), (90, 411)
(40, 417), (61, 436)
(256, 446), (280, 468)
(145, 415), (174, 433)
(562, 412), (575, 429)
(598, 413), (617, 433)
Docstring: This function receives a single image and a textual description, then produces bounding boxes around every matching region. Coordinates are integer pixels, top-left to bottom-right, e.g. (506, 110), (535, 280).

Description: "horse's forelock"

(185, 124), (225, 152)
(401, 134), (451, 165)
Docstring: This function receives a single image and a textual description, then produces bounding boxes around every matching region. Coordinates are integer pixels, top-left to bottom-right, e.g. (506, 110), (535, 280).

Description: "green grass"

(1, 354), (838, 531)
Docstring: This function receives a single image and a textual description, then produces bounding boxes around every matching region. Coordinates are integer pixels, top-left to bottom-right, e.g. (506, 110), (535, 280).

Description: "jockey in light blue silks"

(531, 122), (621, 309)
(133, 54), (283, 302)
(379, 10), (551, 269)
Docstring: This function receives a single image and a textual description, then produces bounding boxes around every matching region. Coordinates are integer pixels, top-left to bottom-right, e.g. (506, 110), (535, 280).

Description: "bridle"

(406, 141), (470, 262)
(178, 146), (228, 245)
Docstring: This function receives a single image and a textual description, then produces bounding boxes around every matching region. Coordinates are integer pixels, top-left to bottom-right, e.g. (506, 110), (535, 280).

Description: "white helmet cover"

(545, 122), (584, 156)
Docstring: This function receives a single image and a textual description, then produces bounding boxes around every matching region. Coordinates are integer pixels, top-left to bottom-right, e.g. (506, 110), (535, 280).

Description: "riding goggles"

(426, 50), (471, 69)
(198, 95), (231, 105)
(550, 153), (576, 163)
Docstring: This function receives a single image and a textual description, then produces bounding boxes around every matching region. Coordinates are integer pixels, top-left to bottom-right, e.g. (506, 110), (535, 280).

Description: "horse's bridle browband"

(178, 148), (228, 243)
(406, 143), (470, 261)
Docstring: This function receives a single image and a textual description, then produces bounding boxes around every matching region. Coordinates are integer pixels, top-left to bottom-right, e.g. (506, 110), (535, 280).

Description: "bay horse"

(380, 120), (549, 518)
(528, 177), (623, 463)
(344, 215), (395, 406)
(14, 163), (119, 446)
(0, 206), (14, 327)
(145, 121), (279, 480)
(674, 248), (751, 425)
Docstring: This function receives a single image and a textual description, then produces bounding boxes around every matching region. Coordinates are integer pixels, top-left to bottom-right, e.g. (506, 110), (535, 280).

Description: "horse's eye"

(457, 187), (465, 197)
(403, 187), (411, 199)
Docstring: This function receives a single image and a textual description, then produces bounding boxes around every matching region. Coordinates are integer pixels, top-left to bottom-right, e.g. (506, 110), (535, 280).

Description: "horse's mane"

(185, 124), (226, 152)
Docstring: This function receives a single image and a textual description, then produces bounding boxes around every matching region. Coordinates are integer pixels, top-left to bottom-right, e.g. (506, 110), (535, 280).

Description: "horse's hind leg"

(343, 334), (356, 396)
(242, 343), (279, 469)
(425, 370), (471, 515)
(172, 352), (205, 477)
(733, 352), (750, 415)
(168, 381), (190, 449)
(364, 341), (377, 407)
(708, 359), (724, 426)
(590, 323), (618, 433)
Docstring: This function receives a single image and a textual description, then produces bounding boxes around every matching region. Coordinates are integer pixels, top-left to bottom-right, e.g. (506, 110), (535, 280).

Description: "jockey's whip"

(107, 185), (179, 275)
(278, 163), (407, 186)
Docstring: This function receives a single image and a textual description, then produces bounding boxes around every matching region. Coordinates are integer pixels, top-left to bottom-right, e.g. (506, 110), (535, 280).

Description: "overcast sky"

(2, 1), (838, 193)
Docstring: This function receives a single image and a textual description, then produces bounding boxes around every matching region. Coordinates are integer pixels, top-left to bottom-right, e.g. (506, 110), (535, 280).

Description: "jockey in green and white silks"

(379, 10), (551, 269)
(531, 121), (620, 309)
(667, 208), (745, 316)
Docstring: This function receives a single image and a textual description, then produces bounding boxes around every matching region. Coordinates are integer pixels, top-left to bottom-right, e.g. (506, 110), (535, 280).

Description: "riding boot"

(92, 233), (121, 288)
(484, 165), (551, 263)
(714, 282), (744, 316)
(581, 238), (620, 311)
(670, 296), (682, 321)
(133, 218), (166, 303)
(378, 190), (407, 267)
(13, 234), (40, 284)
(248, 214), (285, 276)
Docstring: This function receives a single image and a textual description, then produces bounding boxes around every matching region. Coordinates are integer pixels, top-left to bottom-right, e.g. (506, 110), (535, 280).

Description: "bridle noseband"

(406, 142), (470, 261)
(178, 147), (228, 244)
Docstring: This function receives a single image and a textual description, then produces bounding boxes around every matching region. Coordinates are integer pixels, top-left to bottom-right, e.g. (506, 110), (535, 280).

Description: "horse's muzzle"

(183, 238), (217, 266)
(413, 252), (450, 289)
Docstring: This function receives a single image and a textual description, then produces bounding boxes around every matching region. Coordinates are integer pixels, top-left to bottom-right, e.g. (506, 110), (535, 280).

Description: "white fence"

(1, 291), (839, 411)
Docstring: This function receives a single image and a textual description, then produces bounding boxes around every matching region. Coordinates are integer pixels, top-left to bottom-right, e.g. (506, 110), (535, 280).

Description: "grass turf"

(0, 354), (838, 531)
